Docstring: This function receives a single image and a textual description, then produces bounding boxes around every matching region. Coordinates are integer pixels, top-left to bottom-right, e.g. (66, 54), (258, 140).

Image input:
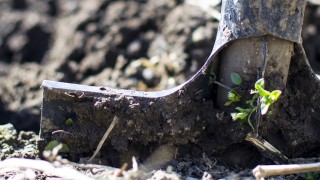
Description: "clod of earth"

(0, 123), (38, 160)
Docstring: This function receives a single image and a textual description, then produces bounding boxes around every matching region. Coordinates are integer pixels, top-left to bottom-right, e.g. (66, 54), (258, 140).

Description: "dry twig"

(253, 162), (320, 180)
(87, 116), (119, 163)
(246, 133), (288, 164)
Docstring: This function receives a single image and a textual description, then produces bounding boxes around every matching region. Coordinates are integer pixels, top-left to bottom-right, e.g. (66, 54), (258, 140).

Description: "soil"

(1, 0), (320, 179)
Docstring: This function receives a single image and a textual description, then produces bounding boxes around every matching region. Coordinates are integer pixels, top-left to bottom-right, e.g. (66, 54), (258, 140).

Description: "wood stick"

(253, 162), (320, 180)
(87, 116), (118, 163)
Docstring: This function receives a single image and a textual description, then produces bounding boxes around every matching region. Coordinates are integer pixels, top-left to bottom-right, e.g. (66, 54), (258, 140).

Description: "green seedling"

(225, 90), (241, 106)
(65, 117), (74, 126)
(225, 73), (242, 106)
(254, 78), (282, 115)
(231, 100), (257, 131)
(227, 77), (282, 131)
(45, 140), (70, 153)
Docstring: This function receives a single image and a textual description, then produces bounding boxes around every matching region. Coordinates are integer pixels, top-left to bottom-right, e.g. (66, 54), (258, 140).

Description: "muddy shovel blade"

(39, 72), (216, 158)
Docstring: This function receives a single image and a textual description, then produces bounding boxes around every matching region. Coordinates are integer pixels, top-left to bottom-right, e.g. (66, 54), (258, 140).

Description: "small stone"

(192, 27), (206, 43)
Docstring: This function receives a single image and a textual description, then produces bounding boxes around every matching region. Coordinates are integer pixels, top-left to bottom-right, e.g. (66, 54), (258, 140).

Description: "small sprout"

(65, 118), (74, 126)
(270, 90), (282, 102)
(231, 112), (248, 121)
(254, 78), (270, 96)
(45, 140), (70, 153)
(228, 91), (240, 101)
(231, 73), (242, 86)
(229, 78), (282, 131)
(235, 107), (252, 113)
(225, 101), (233, 106)
(254, 78), (282, 115)
(225, 90), (241, 106)
(231, 107), (255, 131)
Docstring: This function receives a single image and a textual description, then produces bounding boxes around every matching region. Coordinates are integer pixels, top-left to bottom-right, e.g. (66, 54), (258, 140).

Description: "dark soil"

(1, 0), (320, 179)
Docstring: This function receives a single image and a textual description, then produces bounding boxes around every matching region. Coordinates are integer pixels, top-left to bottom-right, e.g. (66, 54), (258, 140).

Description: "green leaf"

(260, 96), (267, 103)
(227, 91), (236, 100)
(60, 144), (70, 153)
(225, 101), (233, 106)
(254, 78), (270, 96)
(231, 73), (242, 86)
(65, 118), (74, 126)
(255, 78), (264, 89)
(45, 140), (70, 153)
(231, 112), (248, 121)
(250, 90), (258, 94)
(235, 107), (252, 113)
(269, 90), (282, 102)
(45, 140), (59, 151)
(260, 102), (271, 115)
(227, 90), (240, 102)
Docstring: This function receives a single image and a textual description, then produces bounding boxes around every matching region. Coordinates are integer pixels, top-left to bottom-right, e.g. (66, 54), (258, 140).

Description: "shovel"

(39, 0), (309, 166)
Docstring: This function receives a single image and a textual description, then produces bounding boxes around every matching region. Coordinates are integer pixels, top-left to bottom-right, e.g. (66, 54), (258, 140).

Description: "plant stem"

(213, 81), (232, 91)
(247, 108), (257, 132)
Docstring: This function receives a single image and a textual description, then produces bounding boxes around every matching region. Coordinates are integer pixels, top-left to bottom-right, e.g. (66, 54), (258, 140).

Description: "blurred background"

(0, 0), (319, 132)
